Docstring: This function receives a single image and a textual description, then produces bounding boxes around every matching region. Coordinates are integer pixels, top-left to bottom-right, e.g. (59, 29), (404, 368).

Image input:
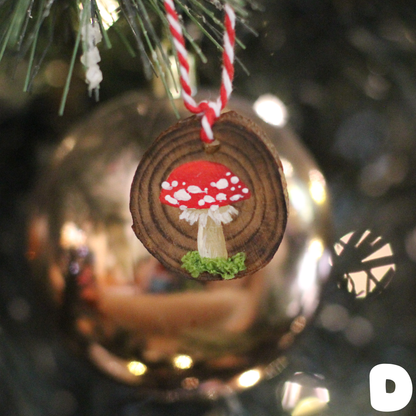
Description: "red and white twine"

(164, 0), (236, 143)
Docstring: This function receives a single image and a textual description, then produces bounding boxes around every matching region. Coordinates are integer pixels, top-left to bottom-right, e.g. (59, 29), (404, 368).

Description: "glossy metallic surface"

(278, 372), (330, 416)
(27, 92), (332, 399)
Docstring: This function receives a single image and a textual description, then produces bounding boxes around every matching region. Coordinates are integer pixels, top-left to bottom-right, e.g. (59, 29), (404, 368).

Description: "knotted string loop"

(164, 0), (236, 143)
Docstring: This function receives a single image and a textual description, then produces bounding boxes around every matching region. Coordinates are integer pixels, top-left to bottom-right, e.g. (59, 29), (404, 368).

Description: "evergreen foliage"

(0, 0), (255, 113)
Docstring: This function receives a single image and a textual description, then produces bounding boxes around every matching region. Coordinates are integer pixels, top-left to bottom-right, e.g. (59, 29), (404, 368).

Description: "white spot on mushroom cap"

(165, 195), (178, 205)
(180, 205), (187, 210)
(204, 195), (215, 203)
(211, 178), (228, 189)
(187, 185), (205, 194)
(174, 189), (191, 201)
(182, 182), (186, 185)
(230, 194), (243, 201)
(172, 181), (178, 187)
(210, 205), (219, 211)
(242, 188), (249, 194)
(231, 187), (235, 191)
(216, 193), (227, 201)
(226, 172), (231, 176)
(198, 199), (205, 206)
(231, 176), (239, 184)
(161, 181), (172, 190)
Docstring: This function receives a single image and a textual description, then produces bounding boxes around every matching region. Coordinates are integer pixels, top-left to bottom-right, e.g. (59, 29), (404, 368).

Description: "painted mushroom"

(159, 160), (251, 259)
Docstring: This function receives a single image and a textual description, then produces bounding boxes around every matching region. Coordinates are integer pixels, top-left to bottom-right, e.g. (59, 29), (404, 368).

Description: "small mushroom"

(159, 160), (251, 259)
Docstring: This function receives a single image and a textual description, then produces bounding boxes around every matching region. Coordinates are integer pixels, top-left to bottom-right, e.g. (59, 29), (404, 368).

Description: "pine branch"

(0, 0), (256, 113)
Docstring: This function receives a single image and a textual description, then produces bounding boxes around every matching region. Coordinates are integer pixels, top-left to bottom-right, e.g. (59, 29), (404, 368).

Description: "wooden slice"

(130, 111), (288, 281)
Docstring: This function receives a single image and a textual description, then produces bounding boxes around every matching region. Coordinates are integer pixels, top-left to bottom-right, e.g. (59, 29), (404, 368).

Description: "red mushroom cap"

(159, 160), (251, 210)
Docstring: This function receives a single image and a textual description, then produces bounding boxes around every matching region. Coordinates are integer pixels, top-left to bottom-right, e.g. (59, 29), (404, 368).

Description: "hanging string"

(164, 0), (236, 144)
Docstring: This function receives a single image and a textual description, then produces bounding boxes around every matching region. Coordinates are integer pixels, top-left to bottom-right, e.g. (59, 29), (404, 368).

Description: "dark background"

(1, 0), (416, 414)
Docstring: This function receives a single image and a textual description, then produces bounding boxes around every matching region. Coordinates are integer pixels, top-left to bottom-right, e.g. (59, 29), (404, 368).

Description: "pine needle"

(23, 27), (39, 92)
(92, 0), (112, 49)
(23, 0), (45, 91)
(135, 0), (172, 81)
(0, 7), (20, 62)
(25, 12), (56, 91)
(16, 0), (35, 52)
(187, 0), (223, 28)
(59, 2), (85, 115)
(148, 0), (207, 63)
(120, 0), (155, 79)
(175, 0), (223, 52)
(9, 0), (32, 47)
(136, 10), (179, 118)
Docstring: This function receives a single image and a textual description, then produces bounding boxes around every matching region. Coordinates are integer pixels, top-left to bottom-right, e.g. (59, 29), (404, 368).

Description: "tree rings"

(130, 111), (288, 281)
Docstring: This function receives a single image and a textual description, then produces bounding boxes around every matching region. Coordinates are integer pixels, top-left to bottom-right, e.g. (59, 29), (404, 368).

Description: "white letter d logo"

(369, 364), (413, 412)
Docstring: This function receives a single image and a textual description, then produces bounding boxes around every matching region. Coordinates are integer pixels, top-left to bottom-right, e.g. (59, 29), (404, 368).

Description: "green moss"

(181, 251), (246, 280)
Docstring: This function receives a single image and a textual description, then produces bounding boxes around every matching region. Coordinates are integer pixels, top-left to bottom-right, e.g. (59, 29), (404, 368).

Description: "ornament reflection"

(279, 372), (330, 416)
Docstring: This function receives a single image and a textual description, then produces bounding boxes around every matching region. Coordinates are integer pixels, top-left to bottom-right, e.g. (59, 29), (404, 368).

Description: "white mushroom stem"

(179, 205), (238, 259)
(198, 216), (227, 259)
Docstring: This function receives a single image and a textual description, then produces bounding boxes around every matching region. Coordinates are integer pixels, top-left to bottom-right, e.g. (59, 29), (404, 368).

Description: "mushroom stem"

(197, 216), (228, 259)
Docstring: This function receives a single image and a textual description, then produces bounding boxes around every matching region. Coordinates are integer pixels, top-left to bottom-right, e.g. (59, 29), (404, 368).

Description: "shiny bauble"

(28, 92), (332, 400)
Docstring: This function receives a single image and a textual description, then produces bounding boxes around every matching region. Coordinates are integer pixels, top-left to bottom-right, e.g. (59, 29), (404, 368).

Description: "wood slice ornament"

(131, 1), (288, 280)
(130, 111), (289, 281)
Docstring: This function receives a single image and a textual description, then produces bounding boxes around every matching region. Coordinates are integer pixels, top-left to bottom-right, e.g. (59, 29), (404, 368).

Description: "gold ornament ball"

(27, 92), (332, 400)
